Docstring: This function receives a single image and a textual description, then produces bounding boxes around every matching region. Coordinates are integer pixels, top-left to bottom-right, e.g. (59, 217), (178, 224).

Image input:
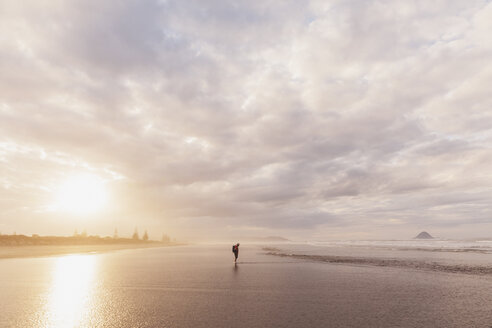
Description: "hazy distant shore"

(0, 243), (180, 260)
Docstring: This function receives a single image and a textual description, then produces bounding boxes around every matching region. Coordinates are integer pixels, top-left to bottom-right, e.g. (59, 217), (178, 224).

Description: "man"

(232, 243), (240, 263)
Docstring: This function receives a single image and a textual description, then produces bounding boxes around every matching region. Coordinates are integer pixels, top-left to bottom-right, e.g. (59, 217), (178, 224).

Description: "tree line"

(0, 228), (175, 246)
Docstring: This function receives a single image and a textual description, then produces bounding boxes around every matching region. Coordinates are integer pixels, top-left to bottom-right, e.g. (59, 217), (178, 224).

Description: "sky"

(1, 0), (492, 241)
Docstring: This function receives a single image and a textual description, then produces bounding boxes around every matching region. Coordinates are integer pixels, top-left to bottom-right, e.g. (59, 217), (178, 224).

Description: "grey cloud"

(1, 0), (492, 240)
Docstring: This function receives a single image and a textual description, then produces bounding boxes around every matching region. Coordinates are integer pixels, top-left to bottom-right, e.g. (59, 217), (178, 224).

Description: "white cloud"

(1, 0), (492, 240)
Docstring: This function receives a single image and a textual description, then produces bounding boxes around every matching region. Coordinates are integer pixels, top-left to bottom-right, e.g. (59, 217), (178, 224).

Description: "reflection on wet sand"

(2, 245), (491, 327)
(41, 255), (97, 328)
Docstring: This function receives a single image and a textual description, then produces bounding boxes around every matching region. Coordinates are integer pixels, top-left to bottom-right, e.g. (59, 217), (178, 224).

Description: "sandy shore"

(3, 245), (492, 327)
(0, 243), (173, 259)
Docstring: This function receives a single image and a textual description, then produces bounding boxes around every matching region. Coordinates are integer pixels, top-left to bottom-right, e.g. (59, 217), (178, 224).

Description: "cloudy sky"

(1, 0), (492, 241)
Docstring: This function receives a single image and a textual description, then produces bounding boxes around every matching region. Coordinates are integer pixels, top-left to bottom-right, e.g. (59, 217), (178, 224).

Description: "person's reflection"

(233, 262), (239, 275)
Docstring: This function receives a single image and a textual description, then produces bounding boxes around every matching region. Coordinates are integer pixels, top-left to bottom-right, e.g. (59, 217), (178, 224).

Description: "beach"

(2, 243), (492, 327)
(0, 243), (171, 259)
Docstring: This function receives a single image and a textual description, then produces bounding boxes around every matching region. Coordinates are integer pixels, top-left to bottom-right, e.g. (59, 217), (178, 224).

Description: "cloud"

(1, 0), (492, 240)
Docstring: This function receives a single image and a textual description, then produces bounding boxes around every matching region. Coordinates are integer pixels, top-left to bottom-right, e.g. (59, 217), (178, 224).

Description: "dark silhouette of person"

(232, 243), (240, 263)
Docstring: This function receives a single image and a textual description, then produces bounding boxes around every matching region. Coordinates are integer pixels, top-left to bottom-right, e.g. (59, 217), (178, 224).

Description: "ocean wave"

(263, 247), (492, 276)
(305, 241), (492, 254)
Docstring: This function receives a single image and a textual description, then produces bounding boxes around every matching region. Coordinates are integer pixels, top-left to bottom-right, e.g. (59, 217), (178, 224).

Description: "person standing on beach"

(232, 243), (240, 263)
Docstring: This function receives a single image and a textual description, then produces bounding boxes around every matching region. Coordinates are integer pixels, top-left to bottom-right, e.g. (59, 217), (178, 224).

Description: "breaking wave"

(263, 247), (492, 276)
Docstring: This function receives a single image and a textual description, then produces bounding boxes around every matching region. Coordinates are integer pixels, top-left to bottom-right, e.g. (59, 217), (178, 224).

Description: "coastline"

(5, 244), (491, 327)
(0, 243), (181, 260)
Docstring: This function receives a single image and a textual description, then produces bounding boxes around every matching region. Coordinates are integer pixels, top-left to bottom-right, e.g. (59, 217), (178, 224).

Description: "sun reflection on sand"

(42, 255), (98, 328)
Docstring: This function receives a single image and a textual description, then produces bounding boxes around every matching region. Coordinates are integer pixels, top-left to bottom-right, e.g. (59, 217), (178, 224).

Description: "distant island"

(414, 231), (434, 239)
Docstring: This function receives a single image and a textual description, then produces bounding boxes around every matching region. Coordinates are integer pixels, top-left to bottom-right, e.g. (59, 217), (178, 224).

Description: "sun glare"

(43, 255), (98, 327)
(53, 174), (108, 215)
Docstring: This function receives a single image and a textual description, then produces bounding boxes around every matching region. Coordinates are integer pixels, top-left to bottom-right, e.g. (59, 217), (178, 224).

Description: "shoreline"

(263, 247), (492, 276)
(0, 243), (182, 260)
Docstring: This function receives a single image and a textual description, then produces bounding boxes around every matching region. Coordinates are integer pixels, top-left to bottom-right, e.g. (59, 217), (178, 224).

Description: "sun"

(53, 174), (108, 215)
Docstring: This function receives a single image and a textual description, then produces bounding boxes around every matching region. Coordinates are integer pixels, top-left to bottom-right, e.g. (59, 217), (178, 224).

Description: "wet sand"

(0, 243), (171, 259)
(2, 245), (492, 327)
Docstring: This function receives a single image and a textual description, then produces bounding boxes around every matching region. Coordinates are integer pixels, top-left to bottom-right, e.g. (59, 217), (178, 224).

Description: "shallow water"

(2, 244), (492, 327)
(268, 240), (492, 274)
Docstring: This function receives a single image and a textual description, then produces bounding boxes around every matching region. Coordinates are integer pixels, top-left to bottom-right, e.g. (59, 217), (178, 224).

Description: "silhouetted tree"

(162, 234), (170, 243)
(143, 230), (149, 241)
(132, 227), (139, 240)
(113, 228), (118, 239)
(81, 229), (87, 238)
